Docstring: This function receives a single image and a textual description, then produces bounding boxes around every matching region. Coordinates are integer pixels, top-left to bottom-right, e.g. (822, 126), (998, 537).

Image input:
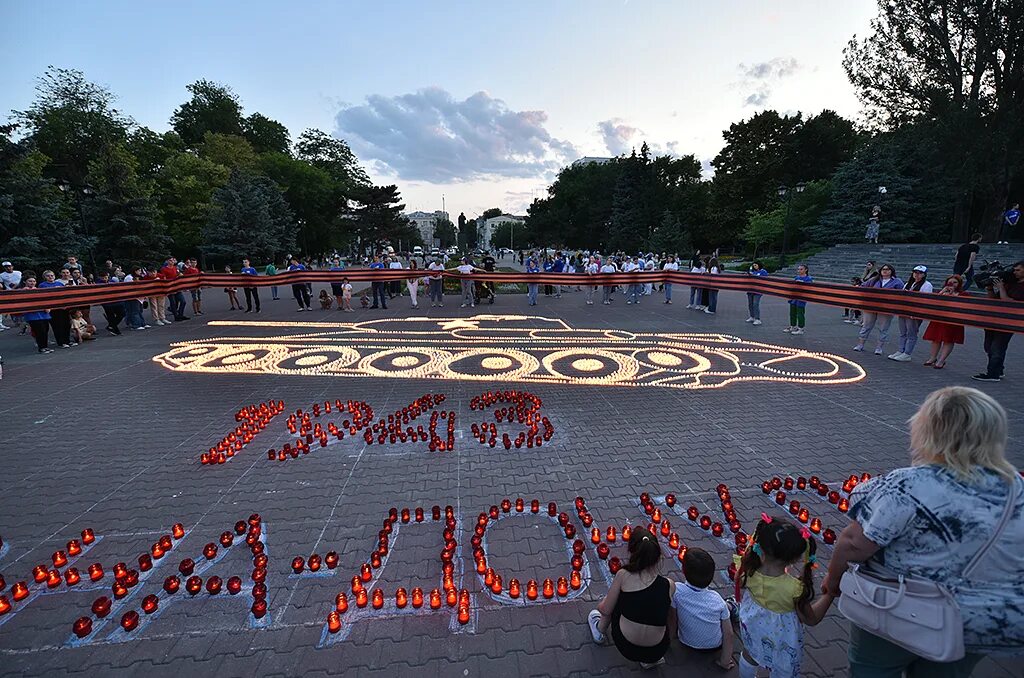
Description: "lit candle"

(823, 528), (836, 545)
(67, 539), (82, 557)
(797, 508), (810, 524)
(699, 516), (712, 530)
(120, 611), (140, 633)
(430, 589), (442, 609)
(687, 506), (699, 521)
(88, 563), (104, 582)
(91, 595), (111, 617)
(335, 592), (349, 613)
(556, 577), (569, 596)
(0, 596), (10, 616)
(526, 579), (538, 600)
(396, 587), (408, 608)
(838, 498), (850, 513)
(142, 594), (159, 614)
(206, 576), (222, 595)
(203, 543), (217, 560)
(597, 543), (610, 559)
(665, 493), (677, 507)
(591, 528), (601, 544)
(227, 576), (242, 595)
(308, 554), (322, 572)
(64, 568), (81, 586)
(73, 616), (92, 638)
(711, 523), (724, 538)
(47, 570), (62, 588)
(542, 578), (555, 599)
(252, 599), (268, 618)
(458, 605), (470, 625)
(660, 521), (671, 537)
(52, 551), (68, 568)
(356, 590), (369, 608)
(776, 491), (787, 505)
(668, 533), (679, 549)
(411, 587), (424, 608)
(327, 611), (342, 634)
(622, 525), (632, 540)
(810, 518), (822, 534)
(292, 557), (305, 574)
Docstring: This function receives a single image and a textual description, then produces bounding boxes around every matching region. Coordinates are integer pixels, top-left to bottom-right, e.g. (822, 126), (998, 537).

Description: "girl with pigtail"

(733, 513), (836, 678)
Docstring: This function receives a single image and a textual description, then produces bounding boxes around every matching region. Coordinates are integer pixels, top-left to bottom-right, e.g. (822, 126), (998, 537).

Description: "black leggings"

(244, 287), (261, 312)
(29, 319), (50, 350)
(50, 309), (72, 345)
(610, 617), (669, 664)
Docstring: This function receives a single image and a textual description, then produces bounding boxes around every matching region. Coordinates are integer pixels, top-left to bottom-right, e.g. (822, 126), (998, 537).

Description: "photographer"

(972, 261), (1024, 382)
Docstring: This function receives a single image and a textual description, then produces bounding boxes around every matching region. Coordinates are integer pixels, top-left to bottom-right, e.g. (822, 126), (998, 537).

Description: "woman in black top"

(588, 528), (673, 668)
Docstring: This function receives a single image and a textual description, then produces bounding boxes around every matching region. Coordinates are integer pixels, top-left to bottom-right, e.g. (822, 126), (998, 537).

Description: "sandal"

(933, 361), (945, 369)
(923, 359), (936, 366)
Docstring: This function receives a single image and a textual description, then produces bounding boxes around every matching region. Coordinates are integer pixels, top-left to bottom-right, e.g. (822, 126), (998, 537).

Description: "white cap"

(913, 265), (927, 273)
(1, 261), (11, 266)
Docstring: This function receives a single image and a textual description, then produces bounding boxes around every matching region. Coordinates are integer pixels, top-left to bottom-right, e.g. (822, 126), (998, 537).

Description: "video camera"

(974, 260), (1015, 288)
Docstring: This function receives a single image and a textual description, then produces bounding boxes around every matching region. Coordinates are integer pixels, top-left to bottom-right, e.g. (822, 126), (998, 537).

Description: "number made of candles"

(468, 389), (553, 450)
(317, 503), (458, 647)
(201, 401), (284, 466)
(57, 514), (265, 645)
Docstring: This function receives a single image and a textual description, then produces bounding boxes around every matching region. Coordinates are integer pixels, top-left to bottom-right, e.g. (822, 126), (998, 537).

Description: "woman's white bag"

(838, 480), (1018, 662)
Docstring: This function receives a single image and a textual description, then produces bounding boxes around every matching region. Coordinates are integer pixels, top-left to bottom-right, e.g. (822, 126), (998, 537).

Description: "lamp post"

(777, 182), (805, 268)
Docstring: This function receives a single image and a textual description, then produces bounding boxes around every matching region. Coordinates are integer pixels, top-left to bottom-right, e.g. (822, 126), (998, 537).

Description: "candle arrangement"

(201, 400), (283, 465)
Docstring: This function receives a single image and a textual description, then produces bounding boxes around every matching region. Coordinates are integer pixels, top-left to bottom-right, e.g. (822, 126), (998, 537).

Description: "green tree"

(198, 132), (258, 171)
(650, 210), (691, 256)
(170, 80), (244, 148)
(260, 152), (341, 254)
(481, 207), (503, 220)
(844, 0), (1024, 239)
(204, 171), (296, 264)
(243, 113), (291, 154)
(607, 149), (652, 251)
(742, 207), (785, 258)
(432, 216), (457, 247)
(0, 132), (84, 270)
(156, 151), (231, 254)
(349, 184), (420, 250)
(128, 127), (184, 186)
(294, 129), (370, 191)
(86, 142), (170, 267)
(12, 66), (131, 185)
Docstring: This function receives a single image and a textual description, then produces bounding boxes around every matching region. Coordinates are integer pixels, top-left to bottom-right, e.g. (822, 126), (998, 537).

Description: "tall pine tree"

(204, 171), (297, 264)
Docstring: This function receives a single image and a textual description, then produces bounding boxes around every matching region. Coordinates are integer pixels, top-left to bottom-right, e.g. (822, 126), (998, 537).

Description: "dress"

(734, 556), (804, 678)
(921, 291), (969, 344)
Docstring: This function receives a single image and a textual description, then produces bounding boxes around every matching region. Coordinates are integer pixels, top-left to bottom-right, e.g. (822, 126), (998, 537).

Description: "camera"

(973, 260), (1014, 288)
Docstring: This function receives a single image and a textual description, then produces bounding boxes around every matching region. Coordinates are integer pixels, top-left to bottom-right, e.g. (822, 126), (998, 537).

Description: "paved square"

(0, 288), (1021, 677)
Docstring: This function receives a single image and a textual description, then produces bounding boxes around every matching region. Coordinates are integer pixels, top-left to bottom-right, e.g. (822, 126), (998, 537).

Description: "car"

(413, 246), (423, 255)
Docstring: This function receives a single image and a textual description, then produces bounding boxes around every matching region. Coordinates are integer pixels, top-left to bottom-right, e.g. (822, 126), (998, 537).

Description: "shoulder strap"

(962, 478), (1020, 579)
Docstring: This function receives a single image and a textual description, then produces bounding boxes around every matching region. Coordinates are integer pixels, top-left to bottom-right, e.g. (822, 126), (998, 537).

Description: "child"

(734, 514), (835, 678)
(842, 277), (864, 324)
(783, 264), (812, 335)
(342, 278), (354, 312)
(223, 265), (240, 310)
(319, 289), (333, 310)
(70, 310), (95, 342)
(670, 548), (735, 670)
(360, 291), (370, 309)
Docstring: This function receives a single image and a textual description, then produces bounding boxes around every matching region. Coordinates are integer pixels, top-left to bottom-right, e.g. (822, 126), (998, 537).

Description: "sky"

(2, 0), (878, 220)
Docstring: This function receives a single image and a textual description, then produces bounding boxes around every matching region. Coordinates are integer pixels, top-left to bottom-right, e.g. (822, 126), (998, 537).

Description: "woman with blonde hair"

(823, 386), (1024, 677)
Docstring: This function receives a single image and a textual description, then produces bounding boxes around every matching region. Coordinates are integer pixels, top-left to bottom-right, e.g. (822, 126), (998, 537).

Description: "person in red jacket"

(158, 257), (189, 321)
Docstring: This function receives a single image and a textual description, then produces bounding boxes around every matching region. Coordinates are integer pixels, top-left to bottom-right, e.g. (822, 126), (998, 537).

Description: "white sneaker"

(791, 328), (804, 335)
(704, 308), (715, 314)
(783, 327), (793, 333)
(752, 319), (762, 326)
(887, 352), (902, 360)
(745, 317), (754, 323)
(685, 304), (694, 309)
(587, 609), (605, 643)
(893, 353), (912, 362)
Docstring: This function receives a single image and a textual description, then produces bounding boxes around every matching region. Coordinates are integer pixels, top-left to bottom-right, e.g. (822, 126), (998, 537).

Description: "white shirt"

(915, 281), (935, 294)
(456, 264), (473, 275)
(622, 262), (638, 273)
(1, 270), (22, 289)
(342, 283), (353, 295)
(600, 264), (617, 274)
(429, 262), (445, 272)
(388, 261), (403, 270)
(671, 581), (729, 649)
(586, 263), (599, 274)
(691, 265), (706, 274)
(663, 262), (679, 271)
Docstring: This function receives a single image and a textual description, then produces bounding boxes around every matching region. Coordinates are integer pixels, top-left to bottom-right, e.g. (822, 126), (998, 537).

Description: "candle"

(356, 590), (368, 608)
(291, 557), (304, 574)
(308, 554), (322, 572)
(597, 543), (610, 560)
(609, 556), (622, 574)
(327, 611), (342, 634)
(206, 576), (222, 595)
(784, 477), (794, 490)
(651, 508), (662, 523)
(458, 605), (470, 625)
(227, 576), (242, 595)
(665, 493), (676, 507)
(411, 587), (423, 609)
(120, 611), (140, 632)
(64, 568), (81, 586)
(699, 515), (712, 530)
(515, 498), (524, 512)
(797, 508), (810, 524)
(430, 589), (442, 609)
(396, 587), (408, 608)
(172, 523), (185, 539)
(67, 539), (82, 557)
(660, 520), (671, 537)
(73, 617), (92, 638)
(810, 518), (822, 534)
(775, 491), (787, 505)
(508, 578), (521, 598)
(789, 500), (801, 515)
(186, 576), (202, 595)
(360, 564), (373, 582)
(531, 499), (540, 513)
(88, 563), (103, 582)
(138, 555), (152, 572)
(622, 525), (632, 540)
(446, 588), (458, 607)
(33, 565), (48, 583)
(668, 533), (679, 549)
(557, 577), (569, 596)
(142, 594), (159, 614)
(47, 570), (62, 588)
(823, 528), (836, 545)
(711, 523), (724, 538)
(687, 506), (699, 521)
(52, 551), (68, 568)
(82, 528), (96, 545)
(548, 502), (557, 517)
(571, 555), (584, 571)
(219, 531), (233, 548)
(252, 599), (268, 618)
(91, 595), (111, 617)
(490, 575), (502, 595)
(838, 498), (850, 513)
(591, 528), (601, 544)
(325, 551), (339, 569)
(203, 543), (217, 560)
(542, 578), (555, 599)
(526, 580), (538, 600)
(0, 596), (10, 616)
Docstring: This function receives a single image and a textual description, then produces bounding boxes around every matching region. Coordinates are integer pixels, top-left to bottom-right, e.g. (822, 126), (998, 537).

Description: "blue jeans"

(859, 313), (894, 347)
(706, 289), (718, 313)
(983, 329), (1012, 377)
(125, 299), (145, 328)
(689, 287), (702, 306)
(897, 316), (922, 355)
(746, 293), (761, 320)
(170, 291), (187, 318)
(527, 283), (539, 305)
(848, 625), (981, 678)
(627, 284), (641, 303)
(664, 283), (672, 301)
(271, 286), (279, 299)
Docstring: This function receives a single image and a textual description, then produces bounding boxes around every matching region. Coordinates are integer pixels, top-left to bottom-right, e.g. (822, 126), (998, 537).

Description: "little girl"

(733, 514), (835, 678)
(341, 278), (354, 312)
(359, 291), (370, 309)
(223, 266), (240, 310)
(319, 289), (333, 310)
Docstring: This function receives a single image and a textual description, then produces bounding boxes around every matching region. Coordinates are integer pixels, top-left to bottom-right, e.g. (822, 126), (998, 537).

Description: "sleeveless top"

(615, 574), (671, 626)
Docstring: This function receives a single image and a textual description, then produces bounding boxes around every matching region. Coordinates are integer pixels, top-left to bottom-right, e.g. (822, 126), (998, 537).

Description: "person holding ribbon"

(733, 514), (836, 678)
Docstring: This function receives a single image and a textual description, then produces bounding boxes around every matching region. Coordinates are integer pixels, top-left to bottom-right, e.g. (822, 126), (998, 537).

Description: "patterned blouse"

(850, 465), (1024, 653)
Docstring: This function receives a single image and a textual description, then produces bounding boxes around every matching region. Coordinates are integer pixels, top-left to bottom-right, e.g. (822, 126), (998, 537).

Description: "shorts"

(611, 617), (669, 664)
(190, 289), (202, 301)
(331, 283), (344, 296)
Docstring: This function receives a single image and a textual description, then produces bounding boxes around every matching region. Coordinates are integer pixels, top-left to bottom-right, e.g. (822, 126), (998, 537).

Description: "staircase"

(775, 243), (1024, 285)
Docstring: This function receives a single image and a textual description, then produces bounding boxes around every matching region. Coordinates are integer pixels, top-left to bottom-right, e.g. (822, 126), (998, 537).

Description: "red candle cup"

(163, 576), (180, 594)
(206, 576), (222, 595)
(622, 525), (632, 541)
(202, 543), (217, 560)
(686, 506), (699, 521)
(142, 594), (159, 614)
(775, 491), (787, 505)
(597, 543), (610, 560)
(64, 568), (81, 586)
(327, 611), (341, 634)
(186, 576), (202, 595)
(372, 589), (384, 609)
(120, 611), (140, 633)
(542, 578), (555, 599)
(73, 616), (92, 638)
(699, 515), (712, 530)
(81, 528), (96, 545)
(526, 579), (538, 601)
(91, 595), (112, 617)
(252, 599), (268, 618)
(429, 589), (442, 609)
(711, 523), (724, 538)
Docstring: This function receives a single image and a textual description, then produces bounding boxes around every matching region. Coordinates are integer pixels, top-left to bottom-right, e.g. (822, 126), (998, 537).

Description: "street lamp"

(777, 182), (805, 268)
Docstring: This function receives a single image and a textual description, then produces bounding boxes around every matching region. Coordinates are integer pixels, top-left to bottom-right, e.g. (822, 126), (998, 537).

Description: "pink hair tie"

(800, 527), (811, 539)
(760, 512), (773, 524)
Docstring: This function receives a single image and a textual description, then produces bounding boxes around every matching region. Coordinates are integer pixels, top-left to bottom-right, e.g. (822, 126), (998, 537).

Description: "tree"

(128, 127), (183, 186)
(204, 171), (296, 264)
(0, 132), (84, 270)
(294, 129), (370, 191)
(432, 216), (457, 247)
(199, 132), (258, 171)
(260, 152), (342, 254)
(349, 184), (420, 250)
(844, 0), (1024, 239)
(156, 151), (231, 255)
(607, 150), (652, 251)
(170, 80), (244, 148)
(12, 66), (131, 185)
(742, 207), (785, 258)
(650, 210), (691, 256)
(243, 113), (291, 154)
(86, 142), (171, 268)
(481, 207), (503, 221)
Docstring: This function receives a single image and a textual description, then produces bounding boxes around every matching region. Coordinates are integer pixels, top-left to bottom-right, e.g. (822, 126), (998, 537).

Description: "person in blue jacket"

(854, 263), (904, 355)
(783, 265), (813, 335)
(240, 258), (261, 313)
(288, 257), (312, 311)
(21, 273), (54, 353)
(746, 262), (768, 326)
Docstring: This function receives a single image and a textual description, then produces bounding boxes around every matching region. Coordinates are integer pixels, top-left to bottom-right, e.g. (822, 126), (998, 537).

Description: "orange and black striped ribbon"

(2, 271), (1021, 334)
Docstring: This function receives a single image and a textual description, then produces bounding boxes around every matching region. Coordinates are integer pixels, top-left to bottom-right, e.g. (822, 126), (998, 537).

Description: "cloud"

(737, 57), (800, 107)
(598, 118), (641, 156)
(333, 87), (577, 183)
